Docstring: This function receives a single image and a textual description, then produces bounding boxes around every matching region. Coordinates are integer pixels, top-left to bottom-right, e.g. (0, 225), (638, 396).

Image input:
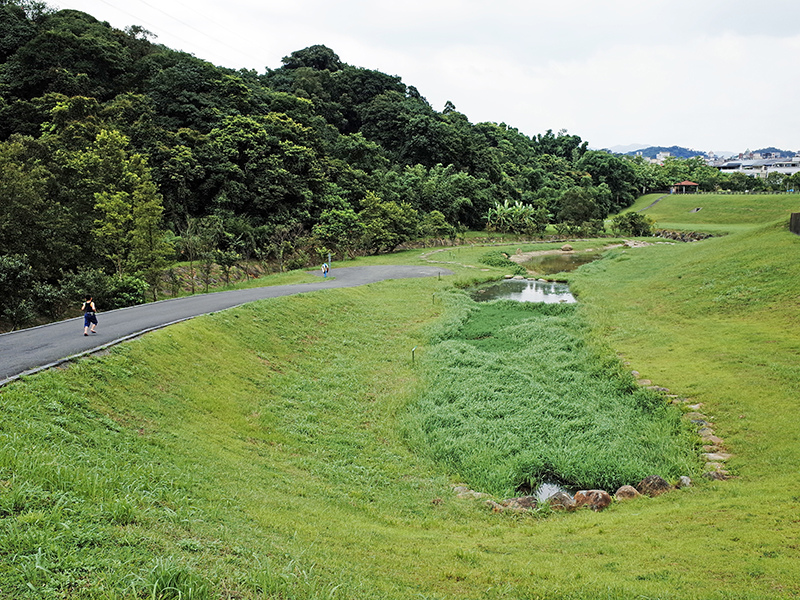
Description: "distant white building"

(718, 158), (800, 178)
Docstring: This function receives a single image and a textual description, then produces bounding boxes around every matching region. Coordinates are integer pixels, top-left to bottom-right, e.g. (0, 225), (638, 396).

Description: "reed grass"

(406, 294), (699, 496)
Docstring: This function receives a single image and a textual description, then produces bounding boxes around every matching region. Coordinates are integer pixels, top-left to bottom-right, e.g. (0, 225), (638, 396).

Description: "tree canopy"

(0, 1), (761, 328)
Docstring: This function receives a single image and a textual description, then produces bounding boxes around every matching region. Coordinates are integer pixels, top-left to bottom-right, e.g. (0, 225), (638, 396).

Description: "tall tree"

(74, 129), (172, 295)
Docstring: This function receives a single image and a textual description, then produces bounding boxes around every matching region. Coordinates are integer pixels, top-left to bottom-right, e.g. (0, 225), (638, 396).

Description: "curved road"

(0, 265), (452, 386)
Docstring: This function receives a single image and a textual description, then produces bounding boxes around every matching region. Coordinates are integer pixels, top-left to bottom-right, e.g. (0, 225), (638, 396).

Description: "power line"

(154, 0), (246, 43)
(129, 0), (252, 61)
(55, 0), (256, 67)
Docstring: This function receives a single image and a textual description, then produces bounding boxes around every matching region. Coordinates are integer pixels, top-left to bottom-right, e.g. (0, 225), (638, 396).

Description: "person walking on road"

(82, 296), (97, 336)
(322, 262), (329, 278)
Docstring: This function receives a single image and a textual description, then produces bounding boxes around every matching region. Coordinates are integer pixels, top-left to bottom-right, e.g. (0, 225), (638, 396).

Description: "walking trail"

(0, 265), (452, 387)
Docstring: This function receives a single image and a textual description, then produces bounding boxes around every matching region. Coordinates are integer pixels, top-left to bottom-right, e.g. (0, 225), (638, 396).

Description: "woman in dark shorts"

(82, 296), (97, 336)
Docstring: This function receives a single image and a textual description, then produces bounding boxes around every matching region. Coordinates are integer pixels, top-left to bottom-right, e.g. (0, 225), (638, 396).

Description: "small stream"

(468, 254), (593, 500)
(534, 481), (575, 502)
(470, 279), (576, 304)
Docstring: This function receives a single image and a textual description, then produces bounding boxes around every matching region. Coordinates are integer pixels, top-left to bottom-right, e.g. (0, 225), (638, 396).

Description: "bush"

(32, 281), (69, 319)
(60, 269), (148, 311)
(0, 254), (36, 329)
(611, 212), (655, 237)
(478, 251), (526, 275)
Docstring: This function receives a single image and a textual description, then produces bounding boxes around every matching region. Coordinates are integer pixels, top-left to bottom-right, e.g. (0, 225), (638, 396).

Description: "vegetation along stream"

(406, 285), (699, 499)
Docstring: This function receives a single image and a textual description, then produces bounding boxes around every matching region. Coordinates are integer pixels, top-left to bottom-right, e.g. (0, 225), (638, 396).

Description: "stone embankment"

(630, 369), (731, 481)
(453, 473), (688, 514)
(654, 229), (714, 242)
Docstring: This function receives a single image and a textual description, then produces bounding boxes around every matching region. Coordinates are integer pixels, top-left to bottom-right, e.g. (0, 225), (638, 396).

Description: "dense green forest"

(1, 1), (797, 330)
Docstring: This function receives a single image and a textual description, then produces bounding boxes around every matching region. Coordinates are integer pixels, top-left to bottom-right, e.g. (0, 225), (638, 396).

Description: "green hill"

(625, 192), (800, 234)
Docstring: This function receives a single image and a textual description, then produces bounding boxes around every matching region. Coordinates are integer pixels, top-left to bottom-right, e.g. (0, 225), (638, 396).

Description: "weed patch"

(407, 292), (700, 496)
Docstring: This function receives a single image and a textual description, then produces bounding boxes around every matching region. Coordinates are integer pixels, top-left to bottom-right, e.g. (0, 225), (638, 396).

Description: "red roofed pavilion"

(672, 181), (699, 194)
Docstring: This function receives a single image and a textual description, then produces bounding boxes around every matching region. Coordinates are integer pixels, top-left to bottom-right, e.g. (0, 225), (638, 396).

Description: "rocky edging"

(630, 370), (731, 481)
(654, 229), (714, 243)
(452, 474), (689, 514)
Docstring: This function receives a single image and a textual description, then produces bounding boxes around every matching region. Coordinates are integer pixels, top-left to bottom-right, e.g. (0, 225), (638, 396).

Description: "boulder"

(614, 485), (641, 500)
(457, 489), (489, 500)
(636, 475), (671, 497)
(502, 496), (538, 510)
(453, 484), (489, 500)
(486, 500), (505, 513)
(700, 434), (724, 446)
(574, 489), (612, 511)
(702, 451), (732, 462)
(684, 412), (707, 421)
(546, 491), (576, 511)
(677, 476), (692, 489)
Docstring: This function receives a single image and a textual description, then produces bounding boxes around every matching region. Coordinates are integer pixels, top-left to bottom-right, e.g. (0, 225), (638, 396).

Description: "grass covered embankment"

(624, 192), (800, 234)
(407, 295), (698, 496)
(2, 210), (800, 598)
(570, 219), (800, 486)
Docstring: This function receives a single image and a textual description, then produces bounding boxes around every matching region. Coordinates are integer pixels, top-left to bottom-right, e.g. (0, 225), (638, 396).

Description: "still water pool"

(520, 252), (601, 275)
(470, 279), (576, 304)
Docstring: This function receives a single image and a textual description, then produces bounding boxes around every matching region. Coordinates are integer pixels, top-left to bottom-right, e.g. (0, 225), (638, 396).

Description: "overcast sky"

(54, 0), (799, 155)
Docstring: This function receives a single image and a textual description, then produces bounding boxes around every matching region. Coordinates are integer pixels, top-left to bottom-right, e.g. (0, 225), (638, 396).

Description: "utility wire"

(130, 0), (251, 61)
(55, 0), (256, 67)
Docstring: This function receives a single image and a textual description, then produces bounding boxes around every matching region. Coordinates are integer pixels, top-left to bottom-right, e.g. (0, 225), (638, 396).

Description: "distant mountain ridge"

(609, 145), (796, 159)
(623, 145), (707, 159)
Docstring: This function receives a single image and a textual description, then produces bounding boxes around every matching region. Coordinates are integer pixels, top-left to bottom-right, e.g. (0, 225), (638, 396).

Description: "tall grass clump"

(135, 558), (210, 600)
(478, 251), (527, 276)
(406, 292), (700, 496)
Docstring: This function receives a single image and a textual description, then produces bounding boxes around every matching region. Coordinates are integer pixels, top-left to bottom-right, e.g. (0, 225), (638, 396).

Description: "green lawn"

(2, 200), (800, 598)
(625, 192), (800, 233)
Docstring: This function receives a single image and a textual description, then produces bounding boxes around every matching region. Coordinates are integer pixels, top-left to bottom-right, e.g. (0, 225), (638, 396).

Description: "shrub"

(478, 251), (526, 275)
(0, 254), (36, 329)
(611, 212), (655, 237)
(60, 268), (148, 311)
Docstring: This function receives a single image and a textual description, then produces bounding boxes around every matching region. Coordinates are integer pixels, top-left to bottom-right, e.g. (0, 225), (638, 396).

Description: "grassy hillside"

(625, 192), (800, 233)
(2, 207), (800, 597)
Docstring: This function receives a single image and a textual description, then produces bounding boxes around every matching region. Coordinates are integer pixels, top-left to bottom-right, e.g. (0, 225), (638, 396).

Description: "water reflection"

(521, 252), (601, 275)
(471, 279), (576, 304)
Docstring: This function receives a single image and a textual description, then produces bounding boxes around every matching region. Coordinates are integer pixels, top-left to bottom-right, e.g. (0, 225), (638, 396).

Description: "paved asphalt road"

(0, 265), (452, 386)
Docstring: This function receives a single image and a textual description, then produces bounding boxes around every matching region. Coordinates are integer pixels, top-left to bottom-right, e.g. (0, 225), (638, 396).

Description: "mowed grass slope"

(624, 192), (800, 234)
(2, 204), (800, 598)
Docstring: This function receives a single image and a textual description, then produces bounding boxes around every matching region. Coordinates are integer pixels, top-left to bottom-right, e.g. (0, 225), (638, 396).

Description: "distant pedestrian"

(322, 262), (329, 278)
(82, 296), (97, 336)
